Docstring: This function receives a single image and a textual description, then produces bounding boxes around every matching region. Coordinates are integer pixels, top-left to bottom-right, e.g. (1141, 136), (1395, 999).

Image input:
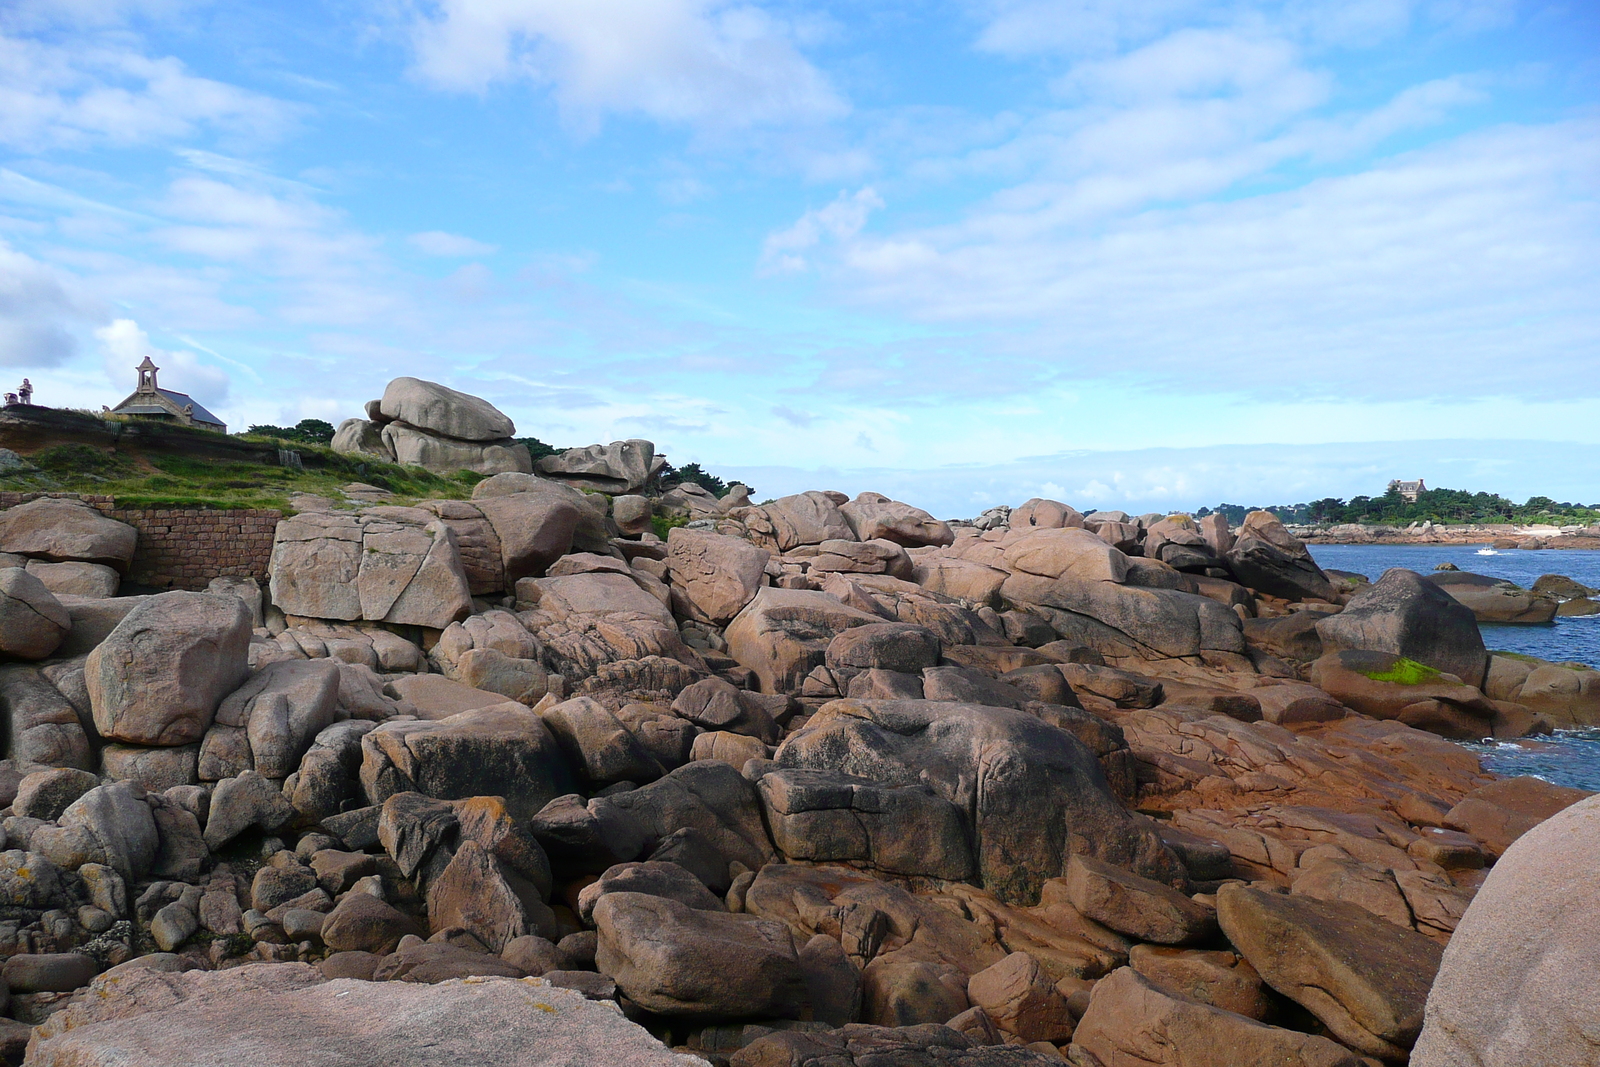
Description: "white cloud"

(409, 230), (499, 256)
(760, 187), (883, 274)
(812, 120), (1600, 401)
(970, 0), (1513, 58)
(406, 0), (846, 131)
(0, 239), (100, 367)
(94, 317), (228, 403)
(0, 33), (296, 152)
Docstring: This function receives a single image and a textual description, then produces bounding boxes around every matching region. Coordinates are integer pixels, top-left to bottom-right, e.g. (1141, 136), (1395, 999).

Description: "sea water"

(1307, 544), (1600, 789)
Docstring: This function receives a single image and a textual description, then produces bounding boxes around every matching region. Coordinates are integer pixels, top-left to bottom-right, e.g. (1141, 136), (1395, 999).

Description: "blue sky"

(1, 0), (1596, 516)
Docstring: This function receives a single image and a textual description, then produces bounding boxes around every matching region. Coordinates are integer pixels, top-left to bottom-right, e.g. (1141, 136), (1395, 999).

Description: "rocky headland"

(0, 379), (1588, 1066)
(1299, 520), (1600, 551)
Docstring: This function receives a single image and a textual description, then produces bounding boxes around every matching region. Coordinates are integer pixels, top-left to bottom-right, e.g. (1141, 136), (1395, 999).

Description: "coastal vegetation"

(0, 441), (474, 512)
(1202, 485), (1600, 527)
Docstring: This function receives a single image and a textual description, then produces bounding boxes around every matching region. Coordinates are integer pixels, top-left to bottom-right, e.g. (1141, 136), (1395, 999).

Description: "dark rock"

(594, 891), (807, 1017)
(758, 767), (974, 881)
(426, 839), (557, 951)
(370, 940), (525, 983)
(13, 768), (98, 821)
(320, 892), (424, 954)
(204, 771), (295, 851)
(826, 624), (943, 675)
(3, 952), (96, 993)
(359, 703), (575, 820)
(576, 860), (724, 924)
(775, 699), (1183, 904)
(590, 760), (776, 879)
(1316, 569), (1487, 688)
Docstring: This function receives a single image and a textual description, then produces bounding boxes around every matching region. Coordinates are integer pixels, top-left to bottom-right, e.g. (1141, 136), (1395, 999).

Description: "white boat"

(1476, 548), (1498, 555)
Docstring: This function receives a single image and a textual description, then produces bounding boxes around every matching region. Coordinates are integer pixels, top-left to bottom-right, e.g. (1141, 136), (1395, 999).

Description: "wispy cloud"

(405, 0), (847, 133)
(409, 230), (499, 256)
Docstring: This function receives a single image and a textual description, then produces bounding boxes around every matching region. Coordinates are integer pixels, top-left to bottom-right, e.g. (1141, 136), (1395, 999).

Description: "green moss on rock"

(1360, 657), (1443, 685)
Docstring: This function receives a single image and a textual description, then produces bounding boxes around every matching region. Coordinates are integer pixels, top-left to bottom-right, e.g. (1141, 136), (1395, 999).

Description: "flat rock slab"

(1217, 883), (1443, 1060)
(27, 963), (699, 1066)
(1071, 966), (1360, 1067)
(1063, 853), (1215, 945)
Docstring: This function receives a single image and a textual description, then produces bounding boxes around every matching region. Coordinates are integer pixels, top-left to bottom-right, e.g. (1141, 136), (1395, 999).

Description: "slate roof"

(155, 388), (225, 427)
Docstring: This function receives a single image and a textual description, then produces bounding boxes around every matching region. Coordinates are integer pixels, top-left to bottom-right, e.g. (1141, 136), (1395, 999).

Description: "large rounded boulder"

(378, 376), (515, 441)
(1413, 793), (1600, 1066)
(86, 591), (252, 747)
(1316, 569), (1487, 688)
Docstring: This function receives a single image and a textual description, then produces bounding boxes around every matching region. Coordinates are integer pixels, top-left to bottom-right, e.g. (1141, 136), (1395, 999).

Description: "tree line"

(1198, 486), (1600, 527)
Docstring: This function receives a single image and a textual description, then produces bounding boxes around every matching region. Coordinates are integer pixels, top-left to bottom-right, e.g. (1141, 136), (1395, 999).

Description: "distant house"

(107, 357), (227, 433)
(1387, 478), (1426, 503)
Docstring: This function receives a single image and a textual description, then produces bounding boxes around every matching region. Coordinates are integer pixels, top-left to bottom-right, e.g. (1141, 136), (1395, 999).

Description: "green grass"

(1360, 657), (1443, 685)
(651, 514), (688, 540)
(2, 442), (476, 513)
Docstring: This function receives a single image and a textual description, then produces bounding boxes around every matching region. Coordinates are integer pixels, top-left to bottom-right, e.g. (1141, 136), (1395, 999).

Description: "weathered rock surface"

(427, 839), (554, 951)
(1000, 571), (1245, 666)
(55, 781), (159, 881)
(1225, 511), (1339, 602)
(759, 767), (974, 880)
(0, 664), (91, 768)
(1127, 945), (1273, 1021)
(965, 951), (1074, 1044)
(735, 492), (856, 553)
(1441, 774), (1591, 857)
(86, 591), (252, 746)
(268, 509), (473, 628)
(839, 493), (955, 548)
(667, 527), (770, 624)
(385, 422), (534, 474)
(541, 696), (666, 786)
(591, 760), (777, 876)
(726, 588), (884, 694)
(320, 892), (423, 954)
(203, 658), (341, 779)
(1217, 882), (1443, 1060)
(330, 417), (392, 461)
(775, 699), (1183, 903)
(1307, 650), (1496, 739)
(378, 376), (516, 441)
(1062, 854), (1215, 945)
(1426, 571), (1558, 624)
(26, 963), (699, 1066)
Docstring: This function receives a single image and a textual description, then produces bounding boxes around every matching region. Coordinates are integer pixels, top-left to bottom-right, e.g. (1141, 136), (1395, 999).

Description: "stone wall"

(0, 492), (281, 591)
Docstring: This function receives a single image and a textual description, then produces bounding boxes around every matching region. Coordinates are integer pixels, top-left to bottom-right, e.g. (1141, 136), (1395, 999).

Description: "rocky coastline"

(1295, 520), (1600, 550)
(0, 379), (1587, 1066)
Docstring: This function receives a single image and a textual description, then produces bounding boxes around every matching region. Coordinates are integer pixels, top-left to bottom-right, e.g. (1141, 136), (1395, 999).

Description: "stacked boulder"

(331, 377), (532, 475)
(537, 439), (664, 494)
(0, 497), (135, 599)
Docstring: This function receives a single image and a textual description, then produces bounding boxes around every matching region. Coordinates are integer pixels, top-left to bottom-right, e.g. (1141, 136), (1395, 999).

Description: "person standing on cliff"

(17, 380), (32, 406)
